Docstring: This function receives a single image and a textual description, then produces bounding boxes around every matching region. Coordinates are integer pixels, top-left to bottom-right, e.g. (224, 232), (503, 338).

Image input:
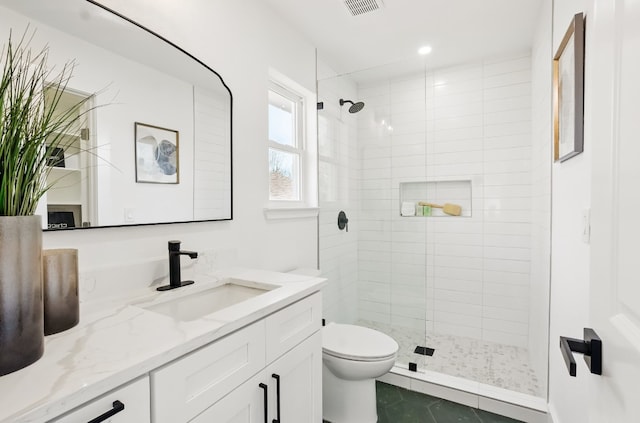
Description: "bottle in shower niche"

(43, 249), (79, 335)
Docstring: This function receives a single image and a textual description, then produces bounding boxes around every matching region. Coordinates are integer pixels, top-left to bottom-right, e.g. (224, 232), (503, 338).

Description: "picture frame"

(553, 12), (585, 162)
(134, 122), (179, 184)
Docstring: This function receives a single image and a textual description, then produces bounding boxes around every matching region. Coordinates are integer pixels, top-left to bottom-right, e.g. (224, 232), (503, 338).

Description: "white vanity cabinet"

(190, 331), (321, 423)
(49, 376), (150, 423)
(151, 292), (323, 423)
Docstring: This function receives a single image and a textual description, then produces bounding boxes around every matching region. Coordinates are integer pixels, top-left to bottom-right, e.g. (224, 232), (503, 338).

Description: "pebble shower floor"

(359, 320), (542, 397)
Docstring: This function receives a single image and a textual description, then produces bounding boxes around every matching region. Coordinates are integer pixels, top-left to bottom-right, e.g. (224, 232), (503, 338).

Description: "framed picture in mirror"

(553, 12), (585, 162)
(135, 122), (179, 184)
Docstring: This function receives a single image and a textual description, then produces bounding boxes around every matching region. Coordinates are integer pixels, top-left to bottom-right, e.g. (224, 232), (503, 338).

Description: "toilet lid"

(322, 323), (399, 361)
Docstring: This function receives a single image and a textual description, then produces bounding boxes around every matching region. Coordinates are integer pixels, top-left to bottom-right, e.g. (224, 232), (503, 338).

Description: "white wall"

(35, 0), (318, 280)
(356, 54), (535, 348)
(547, 0), (591, 421)
(529, 0), (553, 394)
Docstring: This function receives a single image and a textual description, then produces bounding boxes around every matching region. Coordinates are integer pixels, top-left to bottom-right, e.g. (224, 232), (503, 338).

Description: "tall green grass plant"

(0, 30), (89, 216)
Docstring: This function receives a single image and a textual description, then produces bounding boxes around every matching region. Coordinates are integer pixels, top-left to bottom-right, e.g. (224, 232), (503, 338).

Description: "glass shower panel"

(317, 74), (360, 325)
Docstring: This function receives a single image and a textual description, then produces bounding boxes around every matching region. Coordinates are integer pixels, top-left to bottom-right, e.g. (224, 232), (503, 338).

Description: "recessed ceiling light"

(418, 45), (432, 55)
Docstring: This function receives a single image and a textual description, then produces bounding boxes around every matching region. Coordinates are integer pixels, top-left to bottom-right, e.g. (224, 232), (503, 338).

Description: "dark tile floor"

(324, 381), (524, 423)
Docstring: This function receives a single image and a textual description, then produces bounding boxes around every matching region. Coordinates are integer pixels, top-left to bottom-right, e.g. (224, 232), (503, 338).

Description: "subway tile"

(359, 270), (391, 284)
(483, 56), (532, 76)
(484, 95), (532, 113)
(360, 309), (391, 324)
(391, 252), (427, 265)
(484, 258), (531, 274)
(482, 317), (528, 335)
(433, 126), (484, 142)
(434, 114), (484, 131)
(434, 277), (484, 293)
(392, 262), (427, 276)
(432, 150), (484, 165)
(484, 222), (531, 236)
(435, 266), (483, 281)
(435, 310), (482, 327)
(483, 159), (532, 174)
(434, 322), (482, 340)
(434, 288), (483, 306)
(432, 255), (484, 270)
(435, 64), (483, 83)
(392, 304), (426, 319)
(483, 185), (533, 199)
(360, 299), (391, 314)
(432, 139), (483, 154)
(484, 109), (532, 125)
(482, 198), (532, 211)
(484, 246), (531, 261)
(390, 315), (426, 330)
(484, 134), (531, 150)
(484, 234), (531, 248)
(434, 102), (483, 119)
(483, 270), (530, 285)
(393, 272), (428, 286)
(483, 82), (532, 101)
(484, 121), (531, 138)
(433, 232), (484, 246)
(484, 70), (531, 89)
(359, 259), (392, 273)
(483, 305), (529, 322)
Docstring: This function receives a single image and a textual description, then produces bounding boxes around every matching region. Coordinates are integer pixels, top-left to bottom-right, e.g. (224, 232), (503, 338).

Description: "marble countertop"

(0, 268), (326, 423)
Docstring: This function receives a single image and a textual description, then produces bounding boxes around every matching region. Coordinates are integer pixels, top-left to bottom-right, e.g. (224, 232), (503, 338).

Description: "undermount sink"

(143, 279), (277, 321)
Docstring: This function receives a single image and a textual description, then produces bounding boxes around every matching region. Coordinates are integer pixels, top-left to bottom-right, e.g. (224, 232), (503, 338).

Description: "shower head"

(339, 98), (365, 114)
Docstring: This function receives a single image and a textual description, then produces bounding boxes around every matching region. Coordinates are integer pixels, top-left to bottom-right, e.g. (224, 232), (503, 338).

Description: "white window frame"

(265, 69), (318, 219)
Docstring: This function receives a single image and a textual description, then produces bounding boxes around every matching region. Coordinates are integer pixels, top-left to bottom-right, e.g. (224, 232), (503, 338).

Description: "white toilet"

(322, 323), (399, 423)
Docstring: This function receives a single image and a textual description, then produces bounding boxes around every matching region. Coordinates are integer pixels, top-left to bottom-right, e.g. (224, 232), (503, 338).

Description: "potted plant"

(0, 31), (89, 376)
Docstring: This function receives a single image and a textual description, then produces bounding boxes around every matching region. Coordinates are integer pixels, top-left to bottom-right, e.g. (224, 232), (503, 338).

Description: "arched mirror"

(0, 0), (233, 230)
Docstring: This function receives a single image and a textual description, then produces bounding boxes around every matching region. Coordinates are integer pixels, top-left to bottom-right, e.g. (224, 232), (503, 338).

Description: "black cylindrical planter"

(43, 249), (79, 335)
(0, 215), (44, 376)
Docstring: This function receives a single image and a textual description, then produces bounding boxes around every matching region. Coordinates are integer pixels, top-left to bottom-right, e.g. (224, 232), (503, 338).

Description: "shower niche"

(399, 180), (472, 217)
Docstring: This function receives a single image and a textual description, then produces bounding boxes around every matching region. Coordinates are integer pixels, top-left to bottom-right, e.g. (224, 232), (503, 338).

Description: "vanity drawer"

(151, 320), (266, 423)
(265, 292), (322, 364)
(50, 376), (150, 423)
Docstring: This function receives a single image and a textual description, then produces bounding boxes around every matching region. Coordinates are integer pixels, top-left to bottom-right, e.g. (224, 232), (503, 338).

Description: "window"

(268, 82), (304, 202)
(265, 70), (318, 217)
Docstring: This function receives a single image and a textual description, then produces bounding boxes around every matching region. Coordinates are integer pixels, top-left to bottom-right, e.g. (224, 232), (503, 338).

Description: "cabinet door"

(151, 320), (266, 423)
(265, 293), (322, 364)
(189, 371), (267, 423)
(50, 376), (150, 423)
(268, 331), (322, 423)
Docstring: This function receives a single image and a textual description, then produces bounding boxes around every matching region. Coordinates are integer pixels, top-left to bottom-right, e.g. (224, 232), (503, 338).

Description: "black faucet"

(157, 240), (198, 291)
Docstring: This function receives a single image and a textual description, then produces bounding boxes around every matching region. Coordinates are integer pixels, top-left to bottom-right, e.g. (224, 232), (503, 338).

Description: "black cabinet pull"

(272, 373), (281, 423)
(259, 383), (268, 423)
(86, 400), (125, 423)
(560, 327), (602, 376)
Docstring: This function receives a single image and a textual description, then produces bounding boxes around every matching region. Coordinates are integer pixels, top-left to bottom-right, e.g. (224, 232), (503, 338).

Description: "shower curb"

(378, 367), (548, 423)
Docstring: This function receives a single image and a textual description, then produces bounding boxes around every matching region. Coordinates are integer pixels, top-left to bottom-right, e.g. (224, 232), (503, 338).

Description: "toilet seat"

(322, 323), (398, 362)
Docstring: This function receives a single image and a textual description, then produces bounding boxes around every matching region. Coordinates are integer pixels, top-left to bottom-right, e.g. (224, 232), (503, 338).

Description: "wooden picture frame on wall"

(553, 12), (585, 162)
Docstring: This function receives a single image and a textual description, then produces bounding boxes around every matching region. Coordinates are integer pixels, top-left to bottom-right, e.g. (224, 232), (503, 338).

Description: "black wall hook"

(337, 211), (349, 232)
(560, 327), (602, 377)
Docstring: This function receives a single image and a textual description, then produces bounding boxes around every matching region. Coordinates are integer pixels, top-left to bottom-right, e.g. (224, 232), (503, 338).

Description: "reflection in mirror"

(0, 0), (232, 230)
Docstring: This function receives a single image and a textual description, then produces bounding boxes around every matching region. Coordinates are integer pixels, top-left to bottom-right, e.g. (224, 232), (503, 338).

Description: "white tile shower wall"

(357, 54), (533, 348)
(318, 72), (360, 324)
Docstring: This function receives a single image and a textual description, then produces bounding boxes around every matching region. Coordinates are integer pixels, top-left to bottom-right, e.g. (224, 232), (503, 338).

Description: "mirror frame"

(38, 0), (234, 230)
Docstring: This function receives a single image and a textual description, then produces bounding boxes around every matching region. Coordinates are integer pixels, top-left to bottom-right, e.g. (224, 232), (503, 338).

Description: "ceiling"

(263, 0), (544, 79)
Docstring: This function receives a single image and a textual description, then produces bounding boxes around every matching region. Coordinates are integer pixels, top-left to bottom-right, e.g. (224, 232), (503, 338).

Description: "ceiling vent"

(343, 0), (384, 16)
